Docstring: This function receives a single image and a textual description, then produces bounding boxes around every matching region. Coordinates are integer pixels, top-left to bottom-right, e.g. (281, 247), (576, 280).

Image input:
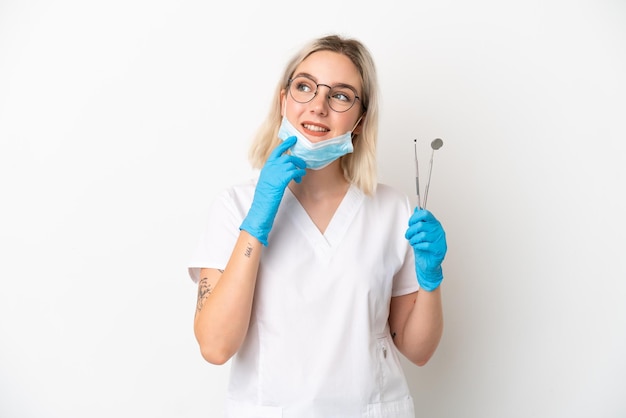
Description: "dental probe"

(414, 139), (421, 209)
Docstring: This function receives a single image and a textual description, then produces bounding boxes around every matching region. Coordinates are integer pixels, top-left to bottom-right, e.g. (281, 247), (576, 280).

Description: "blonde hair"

(248, 34), (380, 195)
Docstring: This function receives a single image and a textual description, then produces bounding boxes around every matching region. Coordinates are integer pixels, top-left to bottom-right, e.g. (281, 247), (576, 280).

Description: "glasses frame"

(287, 76), (362, 113)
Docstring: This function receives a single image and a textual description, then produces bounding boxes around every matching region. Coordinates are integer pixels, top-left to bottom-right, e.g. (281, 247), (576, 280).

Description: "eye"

(330, 88), (354, 103)
(295, 78), (315, 93)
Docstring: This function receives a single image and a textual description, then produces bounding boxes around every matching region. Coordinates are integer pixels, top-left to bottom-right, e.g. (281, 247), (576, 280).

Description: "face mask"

(277, 116), (361, 170)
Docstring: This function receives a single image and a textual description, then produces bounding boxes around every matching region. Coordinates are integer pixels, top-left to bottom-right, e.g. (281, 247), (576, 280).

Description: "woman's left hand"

(405, 208), (447, 291)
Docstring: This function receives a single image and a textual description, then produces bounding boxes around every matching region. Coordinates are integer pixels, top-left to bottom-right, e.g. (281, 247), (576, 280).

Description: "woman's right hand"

(240, 136), (306, 246)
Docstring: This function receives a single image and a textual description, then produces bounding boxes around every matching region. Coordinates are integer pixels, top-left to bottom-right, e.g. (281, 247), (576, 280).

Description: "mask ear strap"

(352, 114), (363, 130)
(350, 114), (366, 141)
(351, 114), (365, 136)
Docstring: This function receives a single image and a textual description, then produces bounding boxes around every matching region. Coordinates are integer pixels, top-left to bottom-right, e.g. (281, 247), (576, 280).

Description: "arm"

(388, 289), (443, 366)
(193, 137), (305, 365)
(193, 231), (263, 365)
(392, 207), (447, 366)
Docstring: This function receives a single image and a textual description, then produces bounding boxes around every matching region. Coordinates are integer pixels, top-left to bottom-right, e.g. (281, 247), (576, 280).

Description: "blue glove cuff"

(417, 266), (443, 292)
(240, 217), (269, 246)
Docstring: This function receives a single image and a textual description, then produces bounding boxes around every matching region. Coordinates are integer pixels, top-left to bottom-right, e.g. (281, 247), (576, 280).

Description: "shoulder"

(218, 176), (258, 198)
(374, 183), (406, 198)
(228, 177), (257, 195)
(210, 176), (258, 211)
(372, 183), (411, 205)
(362, 183), (413, 215)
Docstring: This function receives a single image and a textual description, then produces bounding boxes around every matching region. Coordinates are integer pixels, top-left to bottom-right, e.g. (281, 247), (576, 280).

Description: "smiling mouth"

(303, 123), (329, 133)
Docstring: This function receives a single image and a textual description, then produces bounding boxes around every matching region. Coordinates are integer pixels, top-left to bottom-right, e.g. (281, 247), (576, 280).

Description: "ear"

(280, 90), (286, 117)
(353, 112), (366, 135)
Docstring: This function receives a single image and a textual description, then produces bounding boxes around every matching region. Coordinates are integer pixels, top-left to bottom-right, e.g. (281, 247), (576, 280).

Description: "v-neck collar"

(282, 184), (365, 250)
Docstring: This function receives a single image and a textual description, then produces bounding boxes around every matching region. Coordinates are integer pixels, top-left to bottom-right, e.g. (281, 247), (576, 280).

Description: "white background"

(1, 0), (625, 417)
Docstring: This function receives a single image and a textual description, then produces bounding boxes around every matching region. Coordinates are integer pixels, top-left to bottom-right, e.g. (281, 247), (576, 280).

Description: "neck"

(288, 160), (349, 199)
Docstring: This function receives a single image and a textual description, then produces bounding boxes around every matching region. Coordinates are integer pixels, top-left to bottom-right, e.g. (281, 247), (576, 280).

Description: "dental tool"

(414, 139), (421, 209)
(422, 138), (444, 209)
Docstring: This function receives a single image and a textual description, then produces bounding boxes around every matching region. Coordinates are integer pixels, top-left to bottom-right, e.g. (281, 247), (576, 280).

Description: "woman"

(188, 34), (447, 418)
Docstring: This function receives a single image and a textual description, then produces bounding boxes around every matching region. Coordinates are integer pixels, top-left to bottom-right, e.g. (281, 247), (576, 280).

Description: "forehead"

(294, 50), (362, 89)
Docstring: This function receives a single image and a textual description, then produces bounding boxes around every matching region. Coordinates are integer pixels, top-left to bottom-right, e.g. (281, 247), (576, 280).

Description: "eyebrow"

(292, 72), (360, 93)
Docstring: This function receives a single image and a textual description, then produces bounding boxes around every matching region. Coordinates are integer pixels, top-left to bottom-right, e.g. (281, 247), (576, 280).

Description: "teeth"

(303, 124), (328, 132)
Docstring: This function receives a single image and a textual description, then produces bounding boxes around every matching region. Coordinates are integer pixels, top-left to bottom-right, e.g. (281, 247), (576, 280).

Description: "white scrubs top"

(189, 180), (420, 418)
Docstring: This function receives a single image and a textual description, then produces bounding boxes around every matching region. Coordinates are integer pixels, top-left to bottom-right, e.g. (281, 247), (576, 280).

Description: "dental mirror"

(423, 138), (444, 209)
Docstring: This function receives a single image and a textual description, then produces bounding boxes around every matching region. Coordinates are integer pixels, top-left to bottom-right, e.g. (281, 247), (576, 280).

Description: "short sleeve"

(187, 183), (254, 283)
(391, 192), (420, 297)
(391, 241), (420, 297)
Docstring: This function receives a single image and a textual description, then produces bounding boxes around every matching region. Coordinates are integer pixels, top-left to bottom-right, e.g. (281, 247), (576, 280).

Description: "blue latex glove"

(405, 208), (447, 291)
(240, 136), (306, 246)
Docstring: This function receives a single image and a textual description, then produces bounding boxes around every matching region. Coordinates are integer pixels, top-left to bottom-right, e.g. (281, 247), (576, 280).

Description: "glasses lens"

(289, 76), (359, 112)
(328, 86), (356, 112)
(289, 77), (316, 103)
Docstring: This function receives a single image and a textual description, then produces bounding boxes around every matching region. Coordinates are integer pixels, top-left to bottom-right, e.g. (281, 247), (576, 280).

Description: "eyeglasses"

(287, 75), (362, 113)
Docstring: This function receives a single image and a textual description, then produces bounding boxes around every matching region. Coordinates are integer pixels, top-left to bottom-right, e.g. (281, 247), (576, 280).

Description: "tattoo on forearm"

(391, 332), (397, 340)
(196, 277), (213, 312)
(244, 242), (253, 258)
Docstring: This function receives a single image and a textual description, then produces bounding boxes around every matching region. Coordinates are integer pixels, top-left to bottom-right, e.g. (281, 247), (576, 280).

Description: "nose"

(309, 84), (331, 114)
